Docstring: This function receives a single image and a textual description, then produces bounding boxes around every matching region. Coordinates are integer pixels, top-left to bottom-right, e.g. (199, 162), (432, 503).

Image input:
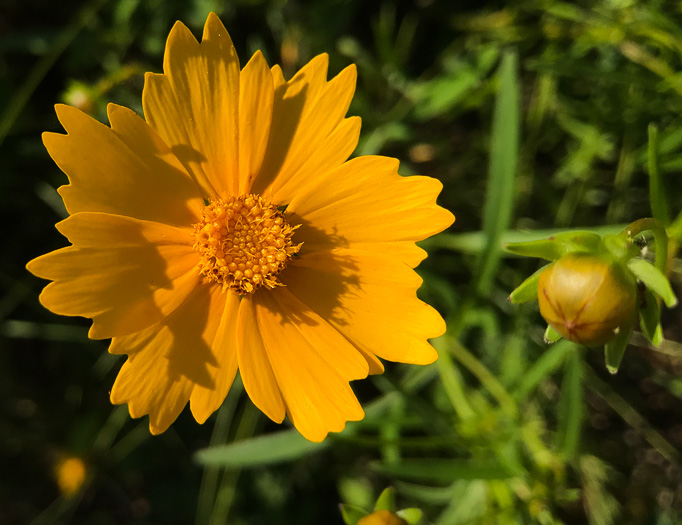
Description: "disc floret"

(192, 194), (301, 295)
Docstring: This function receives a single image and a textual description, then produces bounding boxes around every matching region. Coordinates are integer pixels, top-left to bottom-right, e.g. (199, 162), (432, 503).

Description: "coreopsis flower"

(27, 13), (454, 441)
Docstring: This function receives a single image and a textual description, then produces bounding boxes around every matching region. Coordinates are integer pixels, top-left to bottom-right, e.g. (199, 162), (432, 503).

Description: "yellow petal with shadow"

(110, 283), (226, 434)
(143, 12), (240, 198)
(287, 156), (454, 248)
(27, 212), (199, 339)
(283, 249), (444, 366)
(252, 55), (358, 202)
(236, 296), (286, 425)
(44, 104), (204, 226)
(250, 288), (366, 442)
(190, 291), (241, 423)
(238, 51), (274, 194)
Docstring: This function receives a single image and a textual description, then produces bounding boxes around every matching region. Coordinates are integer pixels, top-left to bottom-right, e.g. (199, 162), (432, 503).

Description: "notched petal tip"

(300, 410), (365, 443)
(88, 324), (115, 341)
(244, 49), (269, 70)
(203, 11), (230, 38)
(149, 419), (171, 435)
(53, 103), (85, 129)
(25, 255), (42, 277)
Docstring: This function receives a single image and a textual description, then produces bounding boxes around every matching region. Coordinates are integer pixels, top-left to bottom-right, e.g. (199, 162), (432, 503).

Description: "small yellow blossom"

(55, 456), (87, 497)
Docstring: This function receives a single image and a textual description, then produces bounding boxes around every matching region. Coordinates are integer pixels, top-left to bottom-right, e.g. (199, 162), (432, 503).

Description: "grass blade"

(473, 49), (520, 294)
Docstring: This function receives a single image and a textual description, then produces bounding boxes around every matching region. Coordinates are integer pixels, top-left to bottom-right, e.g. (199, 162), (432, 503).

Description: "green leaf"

(372, 459), (515, 483)
(639, 288), (664, 346)
(624, 218), (669, 274)
(513, 340), (574, 401)
(627, 258), (678, 308)
(648, 124), (671, 225)
(509, 265), (548, 303)
(604, 326), (633, 374)
(504, 230), (602, 260)
(340, 504), (368, 525)
(556, 350), (583, 459)
(397, 508), (424, 525)
(544, 324), (563, 343)
(473, 50), (519, 295)
(374, 487), (396, 512)
(194, 429), (327, 468)
(504, 238), (562, 260)
(423, 225), (625, 255)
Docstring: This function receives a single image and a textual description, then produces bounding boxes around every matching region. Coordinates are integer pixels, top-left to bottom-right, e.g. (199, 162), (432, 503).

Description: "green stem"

(208, 401), (260, 525)
(449, 340), (517, 417)
(434, 337), (476, 420)
(196, 379), (244, 525)
(623, 218), (668, 274)
(648, 124), (671, 225)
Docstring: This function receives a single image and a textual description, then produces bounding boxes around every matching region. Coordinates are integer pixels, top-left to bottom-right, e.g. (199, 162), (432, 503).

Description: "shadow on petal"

(265, 214), (358, 328)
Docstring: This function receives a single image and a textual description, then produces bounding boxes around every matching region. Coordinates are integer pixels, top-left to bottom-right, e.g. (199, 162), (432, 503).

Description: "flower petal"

(250, 288), (365, 442)
(287, 156), (454, 255)
(266, 115), (361, 202)
(282, 249), (444, 365)
(236, 297), (286, 424)
(238, 51), (274, 194)
(251, 55), (358, 203)
(143, 12), (240, 198)
(110, 283), (227, 434)
(43, 104), (204, 226)
(189, 291), (240, 423)
(27, 212), (199, 339)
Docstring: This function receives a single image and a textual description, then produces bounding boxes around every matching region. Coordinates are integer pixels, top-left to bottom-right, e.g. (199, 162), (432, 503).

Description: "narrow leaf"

(509, 264), (549, 303)
(504, 238), (562, 260)
(194, 429), (327, 468)
(505, 231), (602, 260)
(374, 487), (396, 512)
(639, 288), (664, 346)
(544, 324), (563, 343)
(627, 258), (677, 308)
(648, 124), (671, 225)
(397, 508), (424, 525)
(513, 340), (574, 401)
(473, 50), (519, 295)
(340, 504), (367, 525)
(556, 350), (583, 459)
(604, 326), (633, 374)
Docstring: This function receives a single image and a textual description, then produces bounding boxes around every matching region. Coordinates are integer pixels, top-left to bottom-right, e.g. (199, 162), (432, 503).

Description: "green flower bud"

(537, 253), (637, 346)
(357, 510), (408, 525)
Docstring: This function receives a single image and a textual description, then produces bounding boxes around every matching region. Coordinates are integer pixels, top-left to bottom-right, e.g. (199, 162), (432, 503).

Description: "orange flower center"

(192, 194), (301, 295)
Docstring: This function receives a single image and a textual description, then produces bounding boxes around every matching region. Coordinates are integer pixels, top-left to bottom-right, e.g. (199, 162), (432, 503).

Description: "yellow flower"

(54, 456), (87, 497)
(358, 510), (408, 525)
(27, 13), (454, 442)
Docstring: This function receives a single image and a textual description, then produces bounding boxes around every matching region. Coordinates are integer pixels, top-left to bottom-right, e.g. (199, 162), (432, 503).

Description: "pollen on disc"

(192, 194), (301, 295)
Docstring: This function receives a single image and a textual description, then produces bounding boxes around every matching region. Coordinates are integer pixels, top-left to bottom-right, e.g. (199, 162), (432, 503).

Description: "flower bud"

(357, 510), (408, 525)
(537, 254), (637, 346)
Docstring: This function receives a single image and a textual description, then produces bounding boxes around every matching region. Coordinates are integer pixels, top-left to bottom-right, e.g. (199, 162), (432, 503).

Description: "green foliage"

(5, 0), (682, 524)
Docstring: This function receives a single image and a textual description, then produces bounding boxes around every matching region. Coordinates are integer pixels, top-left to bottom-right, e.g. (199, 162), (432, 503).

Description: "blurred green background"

(4, 0), (682, 523)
